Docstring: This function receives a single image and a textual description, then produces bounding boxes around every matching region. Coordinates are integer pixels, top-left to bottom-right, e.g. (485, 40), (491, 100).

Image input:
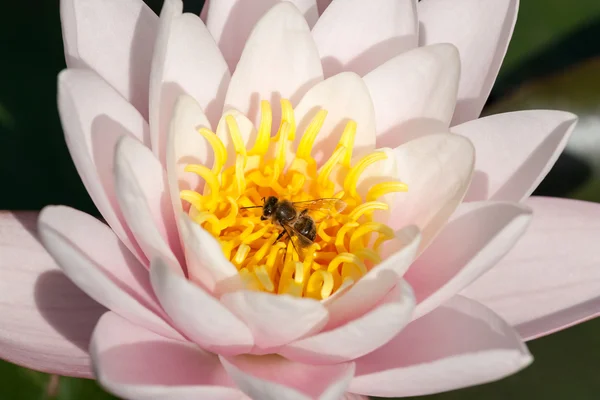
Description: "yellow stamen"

(180, 99), (408, 299)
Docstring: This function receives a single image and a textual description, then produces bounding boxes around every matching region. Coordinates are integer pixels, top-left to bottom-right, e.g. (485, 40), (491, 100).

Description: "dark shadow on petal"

(34, 270), (106, 352)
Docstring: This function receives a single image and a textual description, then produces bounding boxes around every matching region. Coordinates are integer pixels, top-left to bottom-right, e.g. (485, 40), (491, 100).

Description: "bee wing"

(292, 198), (347, 214)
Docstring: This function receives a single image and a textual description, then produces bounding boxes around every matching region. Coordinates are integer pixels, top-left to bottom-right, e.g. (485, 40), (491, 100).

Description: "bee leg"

(273, 230), (287, 244)
(299, 209), (308, 216)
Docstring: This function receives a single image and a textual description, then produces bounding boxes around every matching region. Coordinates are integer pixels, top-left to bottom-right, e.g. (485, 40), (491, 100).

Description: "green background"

(1, 0), (599, 398)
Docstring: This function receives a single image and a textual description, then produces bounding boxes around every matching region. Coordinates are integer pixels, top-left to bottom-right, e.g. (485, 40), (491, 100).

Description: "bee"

(241, 196), (346, 256)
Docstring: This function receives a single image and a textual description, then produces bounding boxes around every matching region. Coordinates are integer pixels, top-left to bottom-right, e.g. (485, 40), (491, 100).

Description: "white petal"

(220, 291), (328, 349)
(363, 44), (460, 148)
(224, 2), (323, 127)
(390, 133), (475, 251)
(114, 136), (183, 272)
(91, 312), (242, 400)
(312, 0), (418, 77)
(280, 280), (415, 364)
(57, 69), (149, 262)
(323, 226), (420, 329)
(38, 207), (182, 341)
(207, 0), (319, 71)
(418, 0), (519, 125)
(178, 215), (243, 295)
(221, 356), (354, 400)
(453, 110), (577, 202)
(150, 1), (231, 163)
(61, 0), (158, 118)
(166, 95), (213, 215)
(0, 211), (103, 378)
(349, 296), (532, 397)
(463, 197), (600, 340)
(150, 258), (254, 355)
(408, 201), (532, 320)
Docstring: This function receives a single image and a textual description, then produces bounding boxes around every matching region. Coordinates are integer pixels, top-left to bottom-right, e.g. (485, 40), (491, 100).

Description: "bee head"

(262, 196), (278, 218)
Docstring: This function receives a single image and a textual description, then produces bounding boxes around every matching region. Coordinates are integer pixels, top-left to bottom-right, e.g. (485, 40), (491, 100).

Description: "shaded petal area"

(408, 201), (532, 319)
(391, 133), (475, 251)
(61, 0), (158, 118)
(58, 69), (149, 262)
(0, 211), (104, 378)
(323, 226), (420, 329)
(280, 280), (415, 364)
(364, 44), (460, 148)
(454, 110), (577, 202)
(150, 0), (231, 163)
(418, 0), (518, 125)
(220, 291), (328, 349)
(206, 0), (319, 71)
(349, 296), (532, 397)
(312, 0), (418, 77)
(178, 214), (243, 295)
(165, 95), (213, 215)
(114, 136), (183, 271)
(221, 355), (354, 400)
(463, 197), (600, 340)
(150, 258), (254, 355)
(91, 312), (243, 400)
(38, 206), (182, 341)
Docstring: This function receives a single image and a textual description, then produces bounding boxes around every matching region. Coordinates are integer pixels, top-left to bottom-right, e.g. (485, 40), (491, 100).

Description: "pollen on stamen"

(181, 99), (408, 299)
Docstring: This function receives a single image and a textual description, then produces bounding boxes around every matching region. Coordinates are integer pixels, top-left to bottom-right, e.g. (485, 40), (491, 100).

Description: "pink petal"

(178, 215), (243, 295)
(207, 0), (319, 71)
(224, 2), (323, 127)
(280, 280), (415, 364)
(200, 0), (209, 21)
(220, 291), (328, 349)
(363, 44), (460, 149)
(38, 206), (163, 316)
(349, 296), (532, 397)
(293, 72), (375, 165)
(38, 206), (183, 341)
(418, 0), (518, 125)
(323, 225), (420, 329)
(312, 0), (418, 77)
(340, 395), (368, 400)
(91, 312), (243, 400)
(61, 0), (158, 119)
(114, 135), (183, 272)
(221, 355), (354, 400)
(454, 110), (578, 202)
(57, 69), (148, 262)
(148, 0), (182, 164)
(408, 201), (532, 320)
(463, 197), (600, 340)
(150, 0), (231, 163)
(150, 258), (254, 355)
(390, 133), (475, 251)
(0, 211), (103, 378)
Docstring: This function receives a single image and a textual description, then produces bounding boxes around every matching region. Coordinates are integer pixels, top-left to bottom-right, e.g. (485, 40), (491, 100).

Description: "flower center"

(181, 99), (407, 300)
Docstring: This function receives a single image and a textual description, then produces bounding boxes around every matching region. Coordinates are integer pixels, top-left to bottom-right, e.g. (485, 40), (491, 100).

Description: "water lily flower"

(1, 0), (599, 399)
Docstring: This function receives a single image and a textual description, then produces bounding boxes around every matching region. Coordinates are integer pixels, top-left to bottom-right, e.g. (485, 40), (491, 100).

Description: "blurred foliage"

(1, 0), (599, 399)
(500, 0), (600, 74)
